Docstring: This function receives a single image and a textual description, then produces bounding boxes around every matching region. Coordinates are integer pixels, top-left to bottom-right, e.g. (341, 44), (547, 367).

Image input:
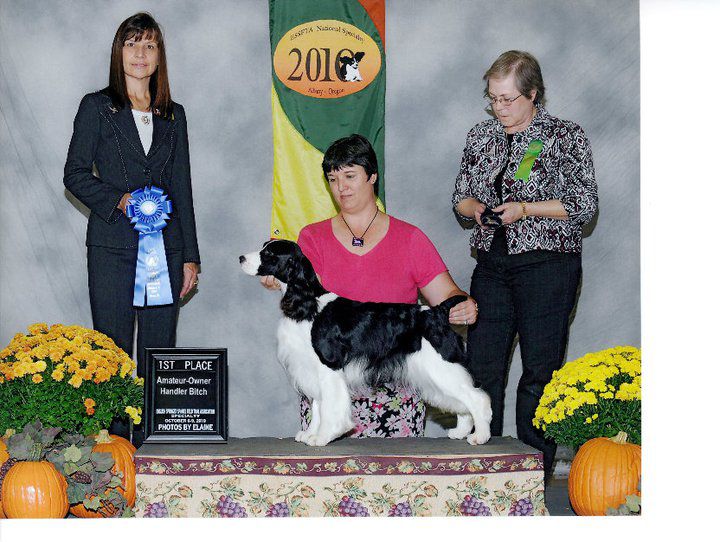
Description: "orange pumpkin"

(1, 460), (69, 518)
(0, 441), (8, 464)
(70, 430), (137, 518)
(568, 431), (641, 516)
(0, 430), (13, 518)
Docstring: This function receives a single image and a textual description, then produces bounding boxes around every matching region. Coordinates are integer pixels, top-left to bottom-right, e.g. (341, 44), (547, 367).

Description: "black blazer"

(64, 91), (200, 263)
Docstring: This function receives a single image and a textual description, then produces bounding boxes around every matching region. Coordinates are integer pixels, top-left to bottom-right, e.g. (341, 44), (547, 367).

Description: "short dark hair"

(106, 12), (173, 118)
(322, 134), (379, 195)
(484, 50), (545, 105)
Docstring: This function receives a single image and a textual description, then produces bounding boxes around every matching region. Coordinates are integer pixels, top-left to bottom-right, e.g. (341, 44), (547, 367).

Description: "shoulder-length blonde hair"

(484, 50), (545, 105)
(106, 12), (173, 118)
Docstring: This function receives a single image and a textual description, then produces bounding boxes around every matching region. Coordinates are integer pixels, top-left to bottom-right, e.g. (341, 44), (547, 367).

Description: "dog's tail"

(420, 295), (468, 365)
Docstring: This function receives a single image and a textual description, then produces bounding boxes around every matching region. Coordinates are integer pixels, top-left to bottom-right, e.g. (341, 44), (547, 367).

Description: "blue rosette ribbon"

(126, 186), (174, 306)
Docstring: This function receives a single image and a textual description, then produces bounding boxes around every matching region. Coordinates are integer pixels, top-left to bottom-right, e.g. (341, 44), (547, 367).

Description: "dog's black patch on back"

(311, 299), (423, 386)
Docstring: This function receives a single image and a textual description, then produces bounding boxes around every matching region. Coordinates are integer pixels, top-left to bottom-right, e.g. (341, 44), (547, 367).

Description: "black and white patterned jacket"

(452, 104), (598, 254)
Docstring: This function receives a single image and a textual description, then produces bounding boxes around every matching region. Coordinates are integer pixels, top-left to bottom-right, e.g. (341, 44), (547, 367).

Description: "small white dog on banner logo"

(339, 51), (365, 82)
(239, 240), (492, 447)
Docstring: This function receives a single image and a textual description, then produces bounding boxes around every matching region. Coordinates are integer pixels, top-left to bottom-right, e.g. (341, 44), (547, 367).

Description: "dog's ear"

(287, 247), (324, 294)
(354, 51), (365, 62)
(339, 55), (352, 65)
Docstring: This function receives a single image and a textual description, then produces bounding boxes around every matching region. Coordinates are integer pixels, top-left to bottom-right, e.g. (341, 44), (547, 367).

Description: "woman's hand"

(117, 193), (132, 214)
(449, 297), (479, 326)
(260, 275), (281, 290)
(180, 262), (200, 298)
(420, 272), (478, 326)
(472, 201), (488, 226)
(493, 202), (524, 225)
(455, 198), (486, 226)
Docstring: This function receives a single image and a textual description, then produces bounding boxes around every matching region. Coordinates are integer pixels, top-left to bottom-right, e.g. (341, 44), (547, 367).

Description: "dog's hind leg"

(406, 339), (492, 445)
(305, 368), (354, 446)
(448, 413), (474, 440)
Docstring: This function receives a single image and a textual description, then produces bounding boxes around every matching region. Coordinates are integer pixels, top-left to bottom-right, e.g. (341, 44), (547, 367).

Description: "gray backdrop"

(0, 0), (639, 439)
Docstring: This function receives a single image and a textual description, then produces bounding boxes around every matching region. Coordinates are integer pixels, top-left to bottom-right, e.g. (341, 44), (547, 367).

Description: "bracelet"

(521, 201), (528, 220)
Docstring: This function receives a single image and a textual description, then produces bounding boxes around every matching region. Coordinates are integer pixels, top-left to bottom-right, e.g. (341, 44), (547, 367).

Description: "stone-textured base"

(133, 436), (547, 517)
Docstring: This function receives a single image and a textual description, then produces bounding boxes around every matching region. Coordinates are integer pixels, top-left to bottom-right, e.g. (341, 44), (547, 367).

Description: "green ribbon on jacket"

(514, 139), (544, 182)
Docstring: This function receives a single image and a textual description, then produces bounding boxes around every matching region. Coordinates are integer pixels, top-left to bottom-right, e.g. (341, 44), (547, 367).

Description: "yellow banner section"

(270, 87), (384, 241)
(270, 86), (336, 241)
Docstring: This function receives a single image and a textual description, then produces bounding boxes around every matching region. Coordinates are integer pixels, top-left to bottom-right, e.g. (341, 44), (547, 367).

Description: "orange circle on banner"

(273, 19), (382, 99)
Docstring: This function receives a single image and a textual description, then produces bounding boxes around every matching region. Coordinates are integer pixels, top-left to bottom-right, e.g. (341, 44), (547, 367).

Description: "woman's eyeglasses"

(486, 94), (522, 107)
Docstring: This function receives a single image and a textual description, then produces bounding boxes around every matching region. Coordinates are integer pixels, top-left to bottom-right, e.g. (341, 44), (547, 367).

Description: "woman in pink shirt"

(262, 134), (478, 438)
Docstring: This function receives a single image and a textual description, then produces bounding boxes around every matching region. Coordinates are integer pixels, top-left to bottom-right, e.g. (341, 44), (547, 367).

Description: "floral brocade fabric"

(300, 384), (426, 438)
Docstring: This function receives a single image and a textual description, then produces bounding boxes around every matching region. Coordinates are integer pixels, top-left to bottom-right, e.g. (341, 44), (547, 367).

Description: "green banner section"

(269, 0), (386, 202)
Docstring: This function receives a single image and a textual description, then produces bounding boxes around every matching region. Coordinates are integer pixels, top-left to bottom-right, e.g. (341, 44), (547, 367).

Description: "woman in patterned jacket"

(452, 50), (598, 477)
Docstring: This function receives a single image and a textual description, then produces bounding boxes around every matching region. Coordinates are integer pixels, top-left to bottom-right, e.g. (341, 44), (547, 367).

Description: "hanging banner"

(269, 0), (386, 241)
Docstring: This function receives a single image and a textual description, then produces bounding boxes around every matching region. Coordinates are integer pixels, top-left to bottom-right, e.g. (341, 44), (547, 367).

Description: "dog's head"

(339, 51), (365, 69)
(239, 240), (320, 290)
(240, 240), (326, 320)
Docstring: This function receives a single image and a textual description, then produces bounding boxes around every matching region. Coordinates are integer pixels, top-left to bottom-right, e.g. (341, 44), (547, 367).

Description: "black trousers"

(467, 231), (581, 476)
(87, 245), (184, 446)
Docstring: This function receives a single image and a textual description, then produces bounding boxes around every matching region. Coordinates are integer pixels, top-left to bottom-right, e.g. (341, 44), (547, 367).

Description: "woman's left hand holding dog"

(449, 297), (479, 326)
(420, 272), (478, 326)
(181, 262), (200, 298)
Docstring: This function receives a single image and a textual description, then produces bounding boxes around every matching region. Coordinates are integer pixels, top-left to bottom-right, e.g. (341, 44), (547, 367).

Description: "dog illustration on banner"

(339, 51), (365, 82)
(239, 240), (492, 447)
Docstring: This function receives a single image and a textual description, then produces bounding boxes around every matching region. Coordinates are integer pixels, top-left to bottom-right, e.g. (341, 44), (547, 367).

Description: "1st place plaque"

(144, 348), (228, 443)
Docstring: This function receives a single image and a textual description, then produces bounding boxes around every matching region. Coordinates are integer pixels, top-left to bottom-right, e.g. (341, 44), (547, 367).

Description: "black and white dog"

(338, 51), (365, 82)
(239, 240), (491, 446)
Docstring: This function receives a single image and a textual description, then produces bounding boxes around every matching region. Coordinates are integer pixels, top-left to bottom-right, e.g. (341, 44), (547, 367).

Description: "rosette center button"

(140, 201), (158, 216)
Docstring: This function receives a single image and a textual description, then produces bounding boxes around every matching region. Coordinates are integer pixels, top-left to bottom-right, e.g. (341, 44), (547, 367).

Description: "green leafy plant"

(6, 420), (62, 461)
(606, 478), (641, 516)
(46, 432), (128, 515)
(532, 346), (641, 449)
(0, 323), (143, 435)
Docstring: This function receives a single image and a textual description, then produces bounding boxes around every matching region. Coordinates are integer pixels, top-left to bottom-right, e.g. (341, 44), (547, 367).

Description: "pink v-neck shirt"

(297, 216), (448, 304)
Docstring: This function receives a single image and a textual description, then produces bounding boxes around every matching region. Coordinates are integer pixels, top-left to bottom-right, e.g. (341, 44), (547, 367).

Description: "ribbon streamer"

(514, 139), (544, 182)
(126, 186), (174, 307)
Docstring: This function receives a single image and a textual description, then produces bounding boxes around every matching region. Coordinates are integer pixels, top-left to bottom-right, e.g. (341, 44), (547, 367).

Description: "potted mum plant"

(532, 345), (641, 516)
(0, 323), (144, 518)
(0, 323), (143, 435)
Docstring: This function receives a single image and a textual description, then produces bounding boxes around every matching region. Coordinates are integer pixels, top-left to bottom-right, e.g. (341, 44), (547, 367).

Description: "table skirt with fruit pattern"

(133, 437), (547, 517)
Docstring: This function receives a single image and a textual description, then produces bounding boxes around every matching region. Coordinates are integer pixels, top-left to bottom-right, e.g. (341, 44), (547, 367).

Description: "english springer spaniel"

(239, 240), (492, 446)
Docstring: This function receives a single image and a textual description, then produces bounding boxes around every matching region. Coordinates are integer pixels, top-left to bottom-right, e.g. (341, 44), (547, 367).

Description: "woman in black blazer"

(64, 13), (200, 444)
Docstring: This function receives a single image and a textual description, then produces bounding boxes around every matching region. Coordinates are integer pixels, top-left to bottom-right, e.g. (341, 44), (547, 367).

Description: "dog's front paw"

(448, 427), (470, 440)
(466, 426), (491, 445)
(305, 434), (331, 446)
(295, 429), (309, 443)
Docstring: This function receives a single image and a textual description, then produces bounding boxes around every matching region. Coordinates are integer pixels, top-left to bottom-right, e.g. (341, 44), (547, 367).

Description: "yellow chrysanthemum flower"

(533, 346), (641, 430)
(32, 374), (43, 383)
